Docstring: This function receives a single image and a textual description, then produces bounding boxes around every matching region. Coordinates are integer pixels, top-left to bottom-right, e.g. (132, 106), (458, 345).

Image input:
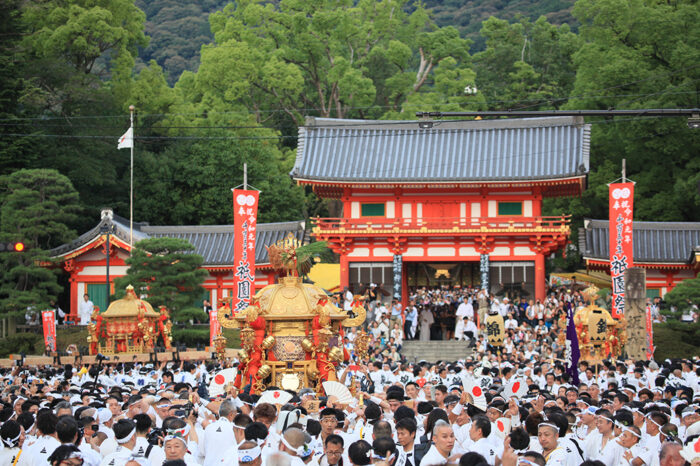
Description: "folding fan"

(258, 389), (293, 406)
(503, 378), (528, 400)
(208, 368), (237, 397)
(462, 381), (487, 411)
(322, 381), (354, 405)
(494, 417), (511, 439)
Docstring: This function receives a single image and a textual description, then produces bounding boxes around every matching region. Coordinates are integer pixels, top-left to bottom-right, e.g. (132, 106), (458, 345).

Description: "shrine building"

(580, 219), (700, 297)
(291, 116), (591, 304)
(49, 209), (306, 322)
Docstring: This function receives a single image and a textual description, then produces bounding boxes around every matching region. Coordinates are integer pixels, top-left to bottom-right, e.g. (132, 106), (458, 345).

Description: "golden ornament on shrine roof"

(102, 285), (159, 318)
(581, 285), (600, 303)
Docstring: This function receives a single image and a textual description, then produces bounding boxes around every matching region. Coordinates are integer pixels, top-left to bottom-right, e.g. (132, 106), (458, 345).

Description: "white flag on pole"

(117, 127), (133, 149)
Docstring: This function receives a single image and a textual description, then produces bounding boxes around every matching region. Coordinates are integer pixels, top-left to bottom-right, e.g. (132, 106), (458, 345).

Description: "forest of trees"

(0, 0), (699, 312)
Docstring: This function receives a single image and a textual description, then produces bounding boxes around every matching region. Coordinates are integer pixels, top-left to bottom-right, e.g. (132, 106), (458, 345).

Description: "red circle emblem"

(274, 391), (281, 398)
(512, 382), (520, 393)
(497, 420), (504, 432)
(473, 386), (482, 397)
(214, 374), (225, 385)
(694, 438), (700, 453)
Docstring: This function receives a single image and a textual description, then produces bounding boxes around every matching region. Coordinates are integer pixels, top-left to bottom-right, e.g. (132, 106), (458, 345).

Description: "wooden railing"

(311, 215), (570, 236)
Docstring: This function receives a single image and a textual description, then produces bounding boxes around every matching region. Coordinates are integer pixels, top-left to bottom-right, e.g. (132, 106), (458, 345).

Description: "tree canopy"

(0, 169), (81, 316)
(113, 237), (208, 322)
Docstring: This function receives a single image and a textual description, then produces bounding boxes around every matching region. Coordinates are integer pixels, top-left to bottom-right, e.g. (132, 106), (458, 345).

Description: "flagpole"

(129, 105), (134, 252)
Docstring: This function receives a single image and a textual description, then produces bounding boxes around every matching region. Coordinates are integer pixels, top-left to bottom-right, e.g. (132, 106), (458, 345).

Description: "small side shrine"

(87, 285), (173, 355)
(218, 237), (364, 394)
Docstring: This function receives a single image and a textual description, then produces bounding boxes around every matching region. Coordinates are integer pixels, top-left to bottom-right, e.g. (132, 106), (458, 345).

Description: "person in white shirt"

(0, 420), (25, 466)
(278, 428), (308, 466)
(79, 293), (94, 326)
(468, 416), (497, 465)
(100, 419), (138, 466)
(421, 420), (460, 466)
(395, 418), (417, 466)
(18, 411), (60, 466)
(201, 400), (237, 466)
(538, 422), (566, 466)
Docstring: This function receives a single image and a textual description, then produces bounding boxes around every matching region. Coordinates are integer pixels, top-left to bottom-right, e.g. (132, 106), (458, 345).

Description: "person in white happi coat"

(79, 293), (94, 325)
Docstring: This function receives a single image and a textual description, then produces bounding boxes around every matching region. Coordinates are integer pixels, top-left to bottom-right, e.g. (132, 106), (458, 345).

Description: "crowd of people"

(1, 284), (699, 466)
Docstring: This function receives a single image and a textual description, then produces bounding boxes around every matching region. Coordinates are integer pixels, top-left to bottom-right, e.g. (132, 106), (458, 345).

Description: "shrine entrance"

(406, 262), (481, 288)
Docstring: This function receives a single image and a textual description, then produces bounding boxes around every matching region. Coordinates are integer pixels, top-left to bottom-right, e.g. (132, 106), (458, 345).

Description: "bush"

(652, 321), (700, 360)
(172, 307), (209, 324)
(0, 333), (43, 357)
(171, 326), (241, 349)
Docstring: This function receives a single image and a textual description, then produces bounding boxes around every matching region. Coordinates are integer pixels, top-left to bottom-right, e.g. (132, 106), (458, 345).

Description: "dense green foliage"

(0, 0), (698, 312)
(652, 322), (700, 361)
(112, 237), (208, 322)
(134, 0), (229, 85)
(0, 169), (81, 317)
(663, 277), (700, 314)
(423, 0), (577, 50)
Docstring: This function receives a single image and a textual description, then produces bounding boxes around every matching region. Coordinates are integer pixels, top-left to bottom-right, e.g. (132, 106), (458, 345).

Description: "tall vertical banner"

(232, 190), (260, 314)
(479, 254), (490, 292)
(42, 310), (56, 353)
(609, 183), (634, 318)
(209, 307), (221, 347)
(392, 255), (403, 299)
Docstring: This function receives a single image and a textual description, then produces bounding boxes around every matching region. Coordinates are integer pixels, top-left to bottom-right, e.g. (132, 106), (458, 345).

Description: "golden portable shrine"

(557, 285), (627, 361)
(217, 236), (367, 394)
(87, 285), (174, 355)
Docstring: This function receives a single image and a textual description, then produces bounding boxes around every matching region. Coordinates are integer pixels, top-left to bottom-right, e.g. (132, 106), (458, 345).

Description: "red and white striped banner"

(42, 310), (56, 352)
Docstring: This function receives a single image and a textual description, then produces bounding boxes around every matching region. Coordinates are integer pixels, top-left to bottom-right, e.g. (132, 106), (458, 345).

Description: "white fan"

(462, 381), (487, 412)
(503, 378), (528, 400)
(322, 381), (354, 405)
(258, 389), (293, 406)
(208, 368), (237, 397)
(494, 417), (511, 438)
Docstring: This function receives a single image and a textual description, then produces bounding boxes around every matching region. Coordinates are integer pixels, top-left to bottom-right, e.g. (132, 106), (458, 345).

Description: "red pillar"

(69, 273), (78, 322)
(535, 253), (546, 301)
(216, 274), (224, 305)
(340, 254), (349, 290)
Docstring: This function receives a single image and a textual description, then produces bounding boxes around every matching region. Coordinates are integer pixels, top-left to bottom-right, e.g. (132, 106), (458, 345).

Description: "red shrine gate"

(291, 117), (590, 305)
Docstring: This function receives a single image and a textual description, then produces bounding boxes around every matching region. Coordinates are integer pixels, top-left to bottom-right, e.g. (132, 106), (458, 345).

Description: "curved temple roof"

(291, 116), (590, 183)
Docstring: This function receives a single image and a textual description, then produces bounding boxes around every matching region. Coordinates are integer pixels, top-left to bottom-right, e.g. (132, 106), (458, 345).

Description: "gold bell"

(301, 339), (315, 353)
(328, 347), (343, 363)
(238, 349), (249, 364)
(258, 364), (272, 379)
(261, 336), (276, 350)
(307, 365), (319, 381)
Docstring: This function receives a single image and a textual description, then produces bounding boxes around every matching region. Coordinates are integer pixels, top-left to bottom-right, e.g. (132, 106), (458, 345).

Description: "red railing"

(311, 215), (570, 237)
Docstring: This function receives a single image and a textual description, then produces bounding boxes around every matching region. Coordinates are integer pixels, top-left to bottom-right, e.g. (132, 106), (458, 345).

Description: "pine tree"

(113, 237), (208, 323)
(0, 169), (81, 317)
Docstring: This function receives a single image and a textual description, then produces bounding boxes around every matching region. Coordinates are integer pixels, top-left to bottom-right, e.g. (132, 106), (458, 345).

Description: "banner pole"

(129, 105), (135, 252)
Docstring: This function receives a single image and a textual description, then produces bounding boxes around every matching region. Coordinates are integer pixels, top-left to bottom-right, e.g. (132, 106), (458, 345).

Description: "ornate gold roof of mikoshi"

(253, 276), (346, 320)
(102, 285), (160, 318)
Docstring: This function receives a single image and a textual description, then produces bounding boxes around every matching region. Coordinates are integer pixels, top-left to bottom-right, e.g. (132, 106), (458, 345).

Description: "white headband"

(238, 445), (262, 463)
(116, 428), (136, 444)
(1, 431), (21, 448)
(281, 436), (306, 456)
(538, 422), (559, 433)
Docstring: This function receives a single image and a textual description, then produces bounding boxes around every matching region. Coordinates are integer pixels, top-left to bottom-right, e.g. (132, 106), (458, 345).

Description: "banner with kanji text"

(42, 310), (56, 352)
(232, 189), (260, 315)
(209, 305), (221, 347)
(609, 182), (634, 318)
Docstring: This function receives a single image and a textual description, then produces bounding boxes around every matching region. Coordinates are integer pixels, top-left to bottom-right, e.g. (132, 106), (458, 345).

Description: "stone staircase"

(399, 340), (474, 363)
